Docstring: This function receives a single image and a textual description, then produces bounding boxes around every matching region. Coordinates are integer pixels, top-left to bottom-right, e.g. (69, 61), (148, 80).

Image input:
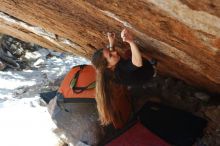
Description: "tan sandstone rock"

(0, 0), (219, 93)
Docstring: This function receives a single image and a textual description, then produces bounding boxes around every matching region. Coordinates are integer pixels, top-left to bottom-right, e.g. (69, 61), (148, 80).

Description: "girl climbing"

(91, 28), (156, 128)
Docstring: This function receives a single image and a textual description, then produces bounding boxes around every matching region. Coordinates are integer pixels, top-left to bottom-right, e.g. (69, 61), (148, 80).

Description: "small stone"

(39, 98), (47, 107)
(33, 58), (45, 67)
(0, 60), (6, 70)
(194, 92), (210, 102)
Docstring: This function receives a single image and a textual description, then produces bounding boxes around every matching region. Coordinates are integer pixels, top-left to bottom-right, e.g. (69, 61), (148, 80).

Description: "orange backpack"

(57, 64), (96, 103)
(56, 64), (132, 129)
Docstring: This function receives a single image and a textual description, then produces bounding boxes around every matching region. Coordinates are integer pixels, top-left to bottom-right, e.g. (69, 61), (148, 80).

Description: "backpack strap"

(69, 65), (96, 94)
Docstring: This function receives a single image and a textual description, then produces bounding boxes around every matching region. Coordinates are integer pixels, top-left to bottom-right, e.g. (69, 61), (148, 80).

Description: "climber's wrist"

(107, 44), (115, 51)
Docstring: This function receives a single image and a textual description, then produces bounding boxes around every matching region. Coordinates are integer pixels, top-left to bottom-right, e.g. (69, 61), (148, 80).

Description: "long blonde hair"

(92, 49), (130, 126)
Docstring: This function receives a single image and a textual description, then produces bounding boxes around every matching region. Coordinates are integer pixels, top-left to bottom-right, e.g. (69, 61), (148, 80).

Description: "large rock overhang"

(0, 0), (220, 93)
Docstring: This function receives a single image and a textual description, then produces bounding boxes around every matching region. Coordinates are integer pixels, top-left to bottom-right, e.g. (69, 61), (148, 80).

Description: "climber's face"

(103, 48), (120, 69)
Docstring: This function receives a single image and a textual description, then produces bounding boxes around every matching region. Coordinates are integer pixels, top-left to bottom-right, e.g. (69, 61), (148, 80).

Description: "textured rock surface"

(0, 0), (220, 93)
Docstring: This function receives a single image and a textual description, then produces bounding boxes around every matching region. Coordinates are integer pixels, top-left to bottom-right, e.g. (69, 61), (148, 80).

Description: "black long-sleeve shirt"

(114, 58), (154, 86)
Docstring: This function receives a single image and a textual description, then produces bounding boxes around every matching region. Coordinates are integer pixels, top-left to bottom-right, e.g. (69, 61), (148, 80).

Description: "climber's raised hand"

(121, 28), (134, 44)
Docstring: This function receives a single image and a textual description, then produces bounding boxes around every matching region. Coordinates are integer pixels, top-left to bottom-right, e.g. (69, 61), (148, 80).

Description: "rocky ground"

(0, 34), (90, 146)
(130, 76), (220, 146)
(0, 34), (219, 146)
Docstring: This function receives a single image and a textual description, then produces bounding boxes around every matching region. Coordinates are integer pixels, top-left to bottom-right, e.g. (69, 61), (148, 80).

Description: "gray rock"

(47, 97), (107, 146)
(194, 92), (210, 102)
(0, 60), (6, 70)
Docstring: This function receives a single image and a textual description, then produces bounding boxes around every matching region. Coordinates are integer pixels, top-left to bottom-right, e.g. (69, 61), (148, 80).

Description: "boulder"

(47, 97), (105, 146)
(0, 0), (219, 93)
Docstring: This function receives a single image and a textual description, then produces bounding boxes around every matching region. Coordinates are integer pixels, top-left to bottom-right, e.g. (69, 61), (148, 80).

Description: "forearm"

(129, 41), (143, 67)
